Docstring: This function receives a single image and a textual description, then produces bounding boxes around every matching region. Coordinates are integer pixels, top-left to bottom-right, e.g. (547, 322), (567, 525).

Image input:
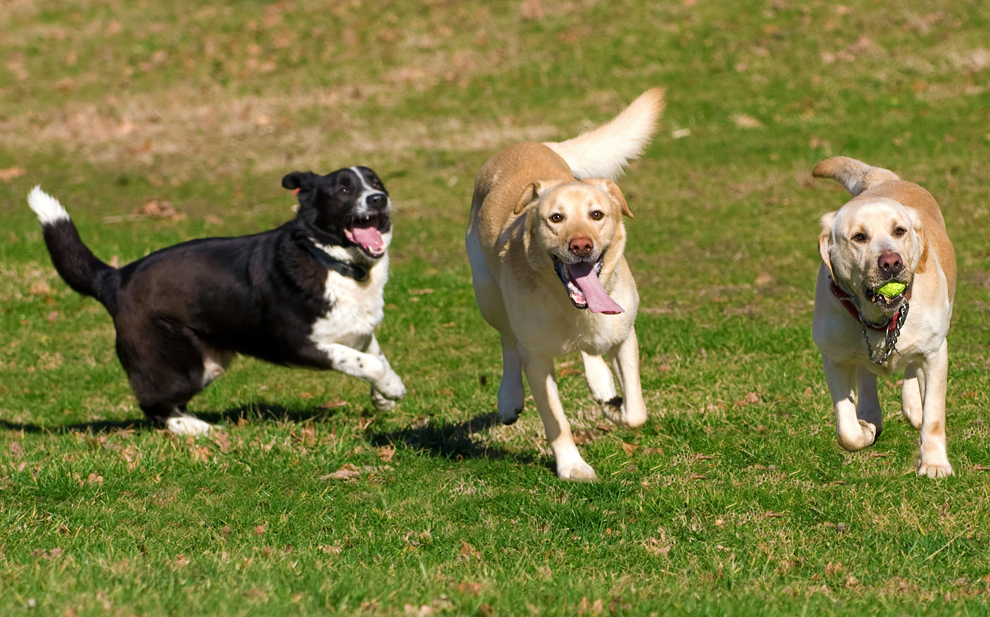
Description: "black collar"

(302, 240), (370, 282)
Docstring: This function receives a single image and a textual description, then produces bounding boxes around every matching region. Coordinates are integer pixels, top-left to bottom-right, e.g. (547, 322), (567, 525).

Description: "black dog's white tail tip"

(28, 185), (71, 226)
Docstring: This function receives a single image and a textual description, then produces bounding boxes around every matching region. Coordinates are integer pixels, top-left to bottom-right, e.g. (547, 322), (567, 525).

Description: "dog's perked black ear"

(282, 171), (320, 192)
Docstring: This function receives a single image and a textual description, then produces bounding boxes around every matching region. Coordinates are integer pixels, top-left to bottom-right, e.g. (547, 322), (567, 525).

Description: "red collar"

(829, 279), (905, 333)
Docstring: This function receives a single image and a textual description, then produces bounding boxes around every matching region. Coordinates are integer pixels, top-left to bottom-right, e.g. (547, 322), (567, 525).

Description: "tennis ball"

(875, 281), (906, 298)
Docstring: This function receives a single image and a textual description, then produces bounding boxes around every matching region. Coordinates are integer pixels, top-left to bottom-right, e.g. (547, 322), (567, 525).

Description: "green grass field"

(2, 0), (990, 614)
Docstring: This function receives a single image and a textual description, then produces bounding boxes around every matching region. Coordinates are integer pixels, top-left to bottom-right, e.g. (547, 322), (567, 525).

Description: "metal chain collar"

(861, 300), (909, 365)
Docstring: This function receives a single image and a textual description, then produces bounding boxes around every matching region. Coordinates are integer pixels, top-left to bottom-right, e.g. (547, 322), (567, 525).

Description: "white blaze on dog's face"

(819, 197), (924, 316)
(519, 179), (632, 314)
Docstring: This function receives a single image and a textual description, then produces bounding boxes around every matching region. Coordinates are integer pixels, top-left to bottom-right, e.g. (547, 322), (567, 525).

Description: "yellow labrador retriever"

(812, 156), (956, 478)
(466, 88), (664, 480)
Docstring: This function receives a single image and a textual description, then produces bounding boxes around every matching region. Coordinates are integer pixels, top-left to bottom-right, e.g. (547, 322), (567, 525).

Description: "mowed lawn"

(2, 0), (990, 615)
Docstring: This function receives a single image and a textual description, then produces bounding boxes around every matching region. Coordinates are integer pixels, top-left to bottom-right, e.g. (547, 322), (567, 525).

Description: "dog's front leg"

(320, 342), (406, 402)
(823, 356), (877, 451)
(918, 341), (952, 478)
(362, 334), (406, 410)
(521, 350), (597, 481)
(901, 362), (925, 429)
(582, 351), (617, 408)
(606, 328), (647, 429)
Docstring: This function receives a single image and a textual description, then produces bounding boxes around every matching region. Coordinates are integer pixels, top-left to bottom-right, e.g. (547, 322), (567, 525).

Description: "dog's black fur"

(32, 166), (394, 427)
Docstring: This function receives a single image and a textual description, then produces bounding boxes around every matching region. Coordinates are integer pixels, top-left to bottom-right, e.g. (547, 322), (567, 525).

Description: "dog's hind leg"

(901, 362), (924, 429)
(467, 232), (523, 423)
(117, 318), (215, 436)
(497, 333), (526, 425)
(855, 365), (883, 440)
(521, 350), (596, 481)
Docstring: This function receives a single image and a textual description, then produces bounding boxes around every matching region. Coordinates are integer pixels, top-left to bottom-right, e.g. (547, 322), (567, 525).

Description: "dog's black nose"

(366, 193), (387, 210)
(878, 251), (903, 275)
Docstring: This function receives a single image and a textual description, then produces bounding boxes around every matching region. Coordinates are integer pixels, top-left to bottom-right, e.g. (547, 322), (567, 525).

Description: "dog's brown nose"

(878, 251), (903, 275)
(569, 237), (594, 259)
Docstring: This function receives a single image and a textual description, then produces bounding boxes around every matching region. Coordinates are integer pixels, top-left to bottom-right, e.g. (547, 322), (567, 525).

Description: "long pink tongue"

(347, 225), (384, 255)
(567, 262), (624, 314)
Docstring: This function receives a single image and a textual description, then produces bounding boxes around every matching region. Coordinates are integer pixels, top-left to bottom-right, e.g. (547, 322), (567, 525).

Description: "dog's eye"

(590, 210), (604, 221)
(852, 232), (867, 243)
(893, 227), (907, 237)
(549, 213), (564, 223)
(339, 187), (350, 195)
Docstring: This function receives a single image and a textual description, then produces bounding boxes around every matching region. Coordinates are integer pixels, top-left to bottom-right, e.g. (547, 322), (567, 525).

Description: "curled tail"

(28, 186), (120, 313)
(812, 156), (900, 196)
(543, 87), (665, 181)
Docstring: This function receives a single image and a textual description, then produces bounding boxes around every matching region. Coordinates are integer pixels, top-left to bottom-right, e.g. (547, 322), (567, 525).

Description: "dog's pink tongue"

(567, 262), (624, 314)
(347, 225), (384, 255)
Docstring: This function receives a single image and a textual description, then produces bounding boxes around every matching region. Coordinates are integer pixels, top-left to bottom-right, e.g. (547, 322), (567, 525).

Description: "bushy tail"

(27, 186), (120, 313)
(543, 87), (665, 181)
(812, 156), (900, 196)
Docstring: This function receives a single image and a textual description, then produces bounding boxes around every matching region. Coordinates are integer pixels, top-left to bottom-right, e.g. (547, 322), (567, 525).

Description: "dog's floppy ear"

(818, 211), (836, 280)
(513, 182), (540, 215)
(282, 171), (319, 193)
(513, 180), (563, 215)
(582, 178), (633, 218)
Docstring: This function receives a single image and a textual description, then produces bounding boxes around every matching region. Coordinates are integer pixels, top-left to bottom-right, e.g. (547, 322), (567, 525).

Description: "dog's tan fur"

(466, 88), (663, 480)
(812, 156), (956, 478)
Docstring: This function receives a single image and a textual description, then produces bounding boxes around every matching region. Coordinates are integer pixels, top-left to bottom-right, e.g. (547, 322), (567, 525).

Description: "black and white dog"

(27, 167), (405, 435)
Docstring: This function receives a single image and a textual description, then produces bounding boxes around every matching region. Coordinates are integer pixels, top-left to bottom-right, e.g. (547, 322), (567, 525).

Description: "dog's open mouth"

(344, 213), (389, 258)
(864, 280), (910, 312)
(552, 254), (624, 314)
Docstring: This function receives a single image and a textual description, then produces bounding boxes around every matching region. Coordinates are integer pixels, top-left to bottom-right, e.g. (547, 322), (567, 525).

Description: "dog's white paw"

(557, 461), (598, 482)
(370, 388), (397, 411)
(918, 459), (953, 479)
(836, 420), (877, 452)
(374, 370), (406, 401)
(165, 414), (214, 437)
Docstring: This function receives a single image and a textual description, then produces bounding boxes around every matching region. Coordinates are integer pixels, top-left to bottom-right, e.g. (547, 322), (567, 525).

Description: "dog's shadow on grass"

(369, 412), (541, 467)
(0, 403), (340, 435)
(0, 406), (537, 465)
(200, 403), (342, 427)
(0, 417), (151, 434)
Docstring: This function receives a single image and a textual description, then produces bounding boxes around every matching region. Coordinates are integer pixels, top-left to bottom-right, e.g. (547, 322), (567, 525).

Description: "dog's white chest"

(309, 259), (388, 349)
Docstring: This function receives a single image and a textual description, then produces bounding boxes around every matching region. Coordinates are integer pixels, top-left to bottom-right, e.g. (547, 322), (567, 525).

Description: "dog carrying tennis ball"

(875, 281), (906, 298)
